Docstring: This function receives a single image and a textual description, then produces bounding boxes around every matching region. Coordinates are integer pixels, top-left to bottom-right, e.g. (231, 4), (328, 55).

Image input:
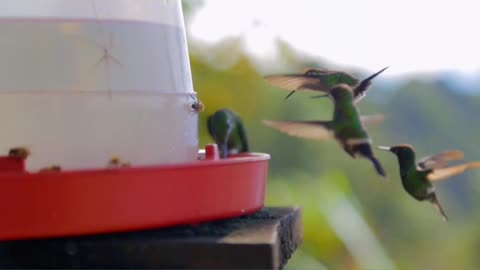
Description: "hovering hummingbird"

(207, 109), (249, 159)
(263, 83), (386, 177)
(378, 144), (480, 221)
(264, 66), (388, 102)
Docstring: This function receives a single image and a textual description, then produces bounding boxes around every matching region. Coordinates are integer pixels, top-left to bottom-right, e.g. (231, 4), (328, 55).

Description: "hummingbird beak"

(284, 90), (296, 100)
(377, 146), (391, 151)
(310, 93), (330, 99)
(363, 66), (389, 82)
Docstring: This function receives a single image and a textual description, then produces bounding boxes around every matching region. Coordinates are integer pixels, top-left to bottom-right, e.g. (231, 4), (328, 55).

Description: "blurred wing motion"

(264, 74), (332, 92)
(360, 114), (385, 128)
(418, 150), (464, 170)
(427, 161), (480, 182)
(262, 120), (334, 140)
(353, 66), (389, 103)
(264, 69), (358, 93)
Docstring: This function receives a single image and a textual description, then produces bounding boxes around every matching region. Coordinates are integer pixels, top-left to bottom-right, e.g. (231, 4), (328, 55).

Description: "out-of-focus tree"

(183, 1), (480, 269)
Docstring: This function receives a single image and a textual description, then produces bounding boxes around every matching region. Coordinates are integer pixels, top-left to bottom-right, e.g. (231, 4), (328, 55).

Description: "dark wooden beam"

(0, 207), (302, 269)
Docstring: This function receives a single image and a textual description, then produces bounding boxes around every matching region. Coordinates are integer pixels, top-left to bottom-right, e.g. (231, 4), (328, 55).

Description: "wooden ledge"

(0, 207), (303, 269)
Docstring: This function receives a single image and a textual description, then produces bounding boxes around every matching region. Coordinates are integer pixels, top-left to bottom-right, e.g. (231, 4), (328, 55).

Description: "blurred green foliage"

(184, 3), (480, 269)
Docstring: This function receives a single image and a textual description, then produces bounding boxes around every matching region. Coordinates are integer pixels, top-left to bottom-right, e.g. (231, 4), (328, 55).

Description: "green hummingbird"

(264, 66), (388, 101)
(378, 144), (480, 221)
(207, 109), (249, 159)
(263, 83), (386, 177)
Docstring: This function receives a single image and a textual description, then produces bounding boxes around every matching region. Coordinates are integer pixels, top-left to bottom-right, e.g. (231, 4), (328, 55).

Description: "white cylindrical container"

(0, 0), (198, 170)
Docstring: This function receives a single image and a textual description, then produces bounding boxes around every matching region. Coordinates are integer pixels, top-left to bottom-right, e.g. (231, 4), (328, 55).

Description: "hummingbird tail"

(369, 156), (388, 178)
(351, 142), (387, 178)
(430, 195), (449, 222)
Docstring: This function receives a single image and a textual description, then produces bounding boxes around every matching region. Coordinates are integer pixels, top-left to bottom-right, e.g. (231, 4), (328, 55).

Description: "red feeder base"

(0, 145), (270, 241)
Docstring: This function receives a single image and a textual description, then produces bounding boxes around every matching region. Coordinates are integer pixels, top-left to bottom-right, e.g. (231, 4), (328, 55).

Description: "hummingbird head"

(207, 109), (235, 138)
(378, 144), (415, 159)
(329, 83), (354, 102)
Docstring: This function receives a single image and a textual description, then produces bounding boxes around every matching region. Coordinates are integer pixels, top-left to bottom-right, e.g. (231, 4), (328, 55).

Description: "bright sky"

(189, 0), (480, 76)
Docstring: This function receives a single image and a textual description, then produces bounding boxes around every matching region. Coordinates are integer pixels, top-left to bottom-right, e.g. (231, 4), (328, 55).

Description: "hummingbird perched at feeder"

(263, 83), (386, 177)
(264, 66), (388, 102)
(207, 109), (249, 159)
(378, 144), (480, 221)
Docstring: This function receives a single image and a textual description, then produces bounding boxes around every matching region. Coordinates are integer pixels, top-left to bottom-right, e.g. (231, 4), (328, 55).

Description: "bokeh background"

(183, 1), (480, 269)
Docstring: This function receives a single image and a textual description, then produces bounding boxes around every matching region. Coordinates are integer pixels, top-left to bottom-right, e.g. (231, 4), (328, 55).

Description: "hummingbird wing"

(427, 161), (480, 182)
(353, 66), (389, 103)
(303, 69), (358, 86)
(417, 150), (464, 170)
(236, 118), (250, 153)
(360, 114), (385, 128)
(264, 70), (358, 93)
(264, 74), (331, 92)
(262, 120), (334, 140)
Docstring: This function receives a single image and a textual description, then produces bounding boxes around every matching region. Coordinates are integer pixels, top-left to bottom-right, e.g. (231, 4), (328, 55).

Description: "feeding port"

(0, 1), (271, 242)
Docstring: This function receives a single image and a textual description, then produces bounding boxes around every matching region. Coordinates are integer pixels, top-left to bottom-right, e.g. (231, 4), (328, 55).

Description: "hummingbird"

(264, 66), (388, 102)
(378, 144), (480, 221)
(263, 83), (386, 177)
(207, 109), (249, 159)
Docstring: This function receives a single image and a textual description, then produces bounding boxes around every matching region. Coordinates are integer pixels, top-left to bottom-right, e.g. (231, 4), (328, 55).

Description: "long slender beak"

(363, 66), (389, 82)
(284, 90), (296, 100)
(377, 146), (391, 151)
(310, 93), (330, 99)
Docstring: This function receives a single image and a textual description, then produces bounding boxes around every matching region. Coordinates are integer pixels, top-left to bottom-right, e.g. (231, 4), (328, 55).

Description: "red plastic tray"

(0, 145), (270, 241)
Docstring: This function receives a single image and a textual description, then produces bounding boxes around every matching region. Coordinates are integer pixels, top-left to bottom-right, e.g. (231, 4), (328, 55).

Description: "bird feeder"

(0, 0), (269, 241)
